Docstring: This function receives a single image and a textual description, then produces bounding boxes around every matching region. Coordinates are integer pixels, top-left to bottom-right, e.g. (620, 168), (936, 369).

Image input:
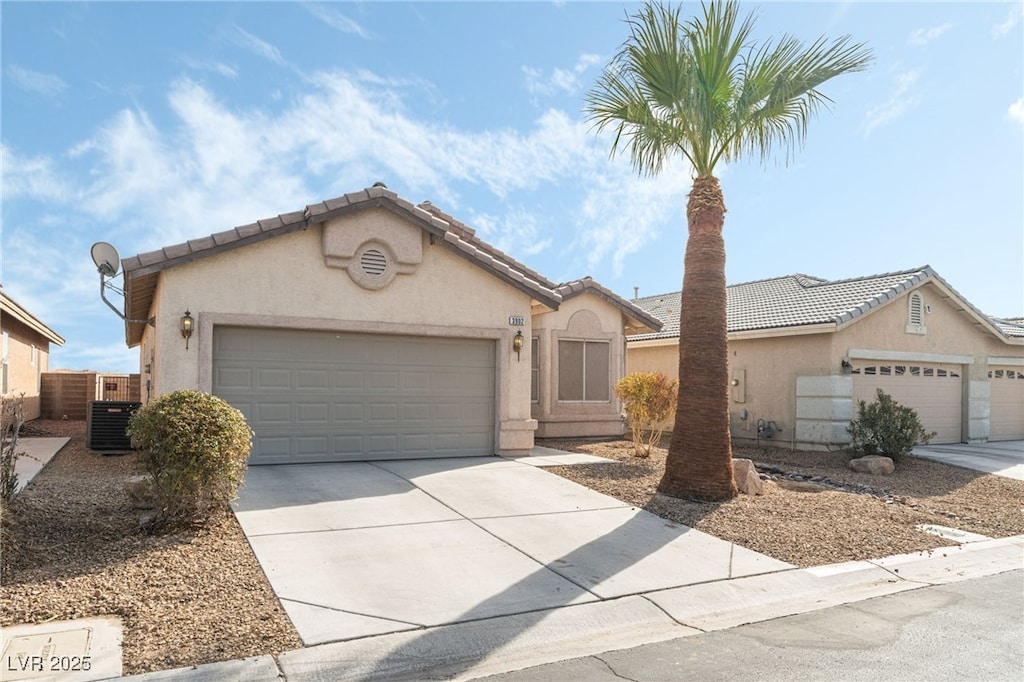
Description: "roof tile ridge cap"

(414, 199), (558, 289)
(730, 273), (797, 289)
(823, 266), (929, 288)
(923, 266), (999, 323)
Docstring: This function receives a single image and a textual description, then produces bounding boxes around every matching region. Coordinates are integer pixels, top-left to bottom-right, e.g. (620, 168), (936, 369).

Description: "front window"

(557, 339), (610, 402)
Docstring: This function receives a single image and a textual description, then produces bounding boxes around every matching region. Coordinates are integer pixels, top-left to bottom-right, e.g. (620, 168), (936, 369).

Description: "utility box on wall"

(86, 400), (141, 453)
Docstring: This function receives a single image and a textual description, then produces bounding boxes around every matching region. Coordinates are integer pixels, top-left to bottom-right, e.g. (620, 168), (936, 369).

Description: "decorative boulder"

(848, 455), (895, 475)
(124, 474), (157, 509)
(733, 458), (763, 495)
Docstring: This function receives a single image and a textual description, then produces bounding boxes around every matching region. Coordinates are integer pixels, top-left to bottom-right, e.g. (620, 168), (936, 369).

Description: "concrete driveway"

(912, 441), (1024, 480)
(233, 455), (791, 648)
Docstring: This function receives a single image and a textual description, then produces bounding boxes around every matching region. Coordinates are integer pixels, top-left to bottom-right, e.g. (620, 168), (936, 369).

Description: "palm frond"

(584, 0), (873, 177)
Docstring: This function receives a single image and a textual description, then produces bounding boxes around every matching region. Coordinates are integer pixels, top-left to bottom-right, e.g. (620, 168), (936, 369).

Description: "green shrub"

(127, 390), (253, 532)
(614, 372), (678, 457)
(846, 389), (935, 461)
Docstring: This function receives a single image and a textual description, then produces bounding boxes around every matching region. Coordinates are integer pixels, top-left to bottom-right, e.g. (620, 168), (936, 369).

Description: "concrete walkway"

(6, 448), (1022, 681)
(230, 455), (791, 647)
(912, 440), (1024, 480)
(11, 436), (70, 492)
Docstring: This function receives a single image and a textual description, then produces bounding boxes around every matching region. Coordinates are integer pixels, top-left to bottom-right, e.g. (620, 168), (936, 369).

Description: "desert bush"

(127, 390), (253, 532)
(1, 395), (26, 574)
(1, 395), (26, 503)
(614, 372), (678, 457)
(846, 389), (935, 461)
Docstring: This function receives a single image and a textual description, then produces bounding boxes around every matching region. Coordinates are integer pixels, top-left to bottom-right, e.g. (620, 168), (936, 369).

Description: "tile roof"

(555, 277), (664, 334)
(628, 266), (1015, 343)
(121, 185), (661, 346)
(993, 318), (1024, 338)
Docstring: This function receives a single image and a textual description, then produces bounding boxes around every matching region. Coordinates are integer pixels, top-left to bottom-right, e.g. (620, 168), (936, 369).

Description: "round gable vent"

(360, 248), (388, 276)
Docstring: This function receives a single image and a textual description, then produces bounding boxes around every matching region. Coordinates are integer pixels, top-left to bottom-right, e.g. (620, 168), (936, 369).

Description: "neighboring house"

(1, 286), (66, 420)
(119, 185), (661, 464)
(628, 267), (1024, 449)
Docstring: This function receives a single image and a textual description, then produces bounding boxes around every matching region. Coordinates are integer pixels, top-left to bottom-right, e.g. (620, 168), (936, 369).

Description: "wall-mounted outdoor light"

(841, 359), (853, 374)
(180, 310), (194, 350)
(512, 330), (524, 361)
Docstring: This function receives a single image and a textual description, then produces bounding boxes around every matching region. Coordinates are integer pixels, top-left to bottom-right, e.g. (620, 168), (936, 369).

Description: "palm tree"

(586, 1), (871, 501)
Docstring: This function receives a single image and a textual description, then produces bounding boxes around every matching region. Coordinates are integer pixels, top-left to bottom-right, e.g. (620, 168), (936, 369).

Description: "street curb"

(113, 534), (1023, 681)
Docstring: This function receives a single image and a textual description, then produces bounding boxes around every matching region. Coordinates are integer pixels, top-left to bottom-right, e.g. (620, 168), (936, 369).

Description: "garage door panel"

(296, 402), (329, 424)
(370, 371), (400, 390)
(404, 402), (431, 421)
(853, 362), (962, 444)
(334, 371), (364, 389)
(296, 370), (329, 390)
(334, 403), (364, 423)
(404, 371), (432, 391)
(297, 436), (329, 456)
(255, 368), (291, 390)
(989, 368), (1024, 441)
(257, 403), (291, 423)
(214, 327), (496, 463)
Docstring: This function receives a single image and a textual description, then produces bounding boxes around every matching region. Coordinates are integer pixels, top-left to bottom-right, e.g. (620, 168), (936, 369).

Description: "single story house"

(1, 285), (66, 420)
(627, 267), (1024, 449)
(119, 184), (660, 464)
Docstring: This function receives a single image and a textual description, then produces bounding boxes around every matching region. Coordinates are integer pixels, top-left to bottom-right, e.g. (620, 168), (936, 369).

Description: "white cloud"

(231, 25), (288, 66)
(908, 23), (952, 47)
(6, 64), (68, 98)
(523, 53), (602, 98)
(993, 2), (1023, 36)
(863, 69), (921, 137)
(304, 3), (372, 39)
(3, 68), (692, 285)
(180, 57), (239, 79)
(469, 207), (552, 258)
(0, 144), (71, 201)
(572, 157), (691, 278)
(1009, 97), (1024, 125)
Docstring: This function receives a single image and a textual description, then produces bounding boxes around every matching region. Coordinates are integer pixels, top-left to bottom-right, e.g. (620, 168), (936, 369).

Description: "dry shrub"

(126, 390), (253, 533)
(614, 372), (678, 457)
(1, 395), (26, 574)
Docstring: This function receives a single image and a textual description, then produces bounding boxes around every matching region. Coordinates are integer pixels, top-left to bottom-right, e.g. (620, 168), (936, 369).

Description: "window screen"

(558, 339), (610, 402)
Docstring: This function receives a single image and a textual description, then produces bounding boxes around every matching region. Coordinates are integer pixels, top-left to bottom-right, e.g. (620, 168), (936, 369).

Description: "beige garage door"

(852, 363), (962, 444)
(213, 327), (495, 464)
(989, 367), (1024, 441)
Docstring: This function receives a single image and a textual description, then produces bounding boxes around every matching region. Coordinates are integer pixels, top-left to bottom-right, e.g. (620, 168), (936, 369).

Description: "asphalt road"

(480, 570), (1024, 682)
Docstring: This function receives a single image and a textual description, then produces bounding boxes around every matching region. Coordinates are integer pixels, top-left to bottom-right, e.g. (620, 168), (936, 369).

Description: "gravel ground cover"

(542, 438), (1024, 567)
(0, 420), (301, 674)
(1, 421), (1020, 673)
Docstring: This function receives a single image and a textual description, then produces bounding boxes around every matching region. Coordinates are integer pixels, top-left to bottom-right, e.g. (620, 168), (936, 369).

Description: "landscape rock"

(124, 474), (157, 509)
(733, 458), (763, 495)
(848, 455), (895, 475)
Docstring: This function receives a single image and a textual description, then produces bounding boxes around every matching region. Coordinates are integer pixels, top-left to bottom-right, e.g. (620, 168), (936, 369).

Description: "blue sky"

(2, 1), (1022, 374)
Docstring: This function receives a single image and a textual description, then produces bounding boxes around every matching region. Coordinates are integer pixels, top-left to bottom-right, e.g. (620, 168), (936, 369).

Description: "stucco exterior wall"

(144, 208), (537, 454)
(627, 281), (1023, 449)
(1, 320), (52, 421)
(532, 294), (627, 438)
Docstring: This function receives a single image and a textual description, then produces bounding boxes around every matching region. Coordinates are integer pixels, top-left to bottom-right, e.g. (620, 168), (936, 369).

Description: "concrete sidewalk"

(111, 535), (1022, 682)
(912, 440), (1024, 480)
(11, 436), (70, 493)
(7, 450), (1021, 682)
(120, 451), (1021, 682)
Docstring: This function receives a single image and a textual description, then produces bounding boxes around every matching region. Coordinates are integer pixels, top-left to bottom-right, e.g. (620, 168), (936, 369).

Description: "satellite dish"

(91, 242), (121, 277)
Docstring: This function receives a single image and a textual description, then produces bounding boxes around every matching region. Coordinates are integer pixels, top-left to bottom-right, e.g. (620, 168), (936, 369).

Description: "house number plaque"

(508, 316), (525, 326)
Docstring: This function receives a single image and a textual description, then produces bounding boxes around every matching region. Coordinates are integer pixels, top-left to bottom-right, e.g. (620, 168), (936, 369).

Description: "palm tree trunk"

(658, 174), (737, 501)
